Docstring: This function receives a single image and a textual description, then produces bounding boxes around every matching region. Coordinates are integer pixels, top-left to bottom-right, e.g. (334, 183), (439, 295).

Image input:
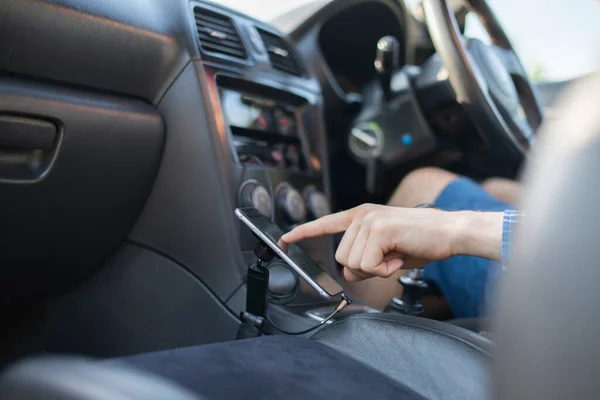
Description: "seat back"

(494, 72), (600, 399)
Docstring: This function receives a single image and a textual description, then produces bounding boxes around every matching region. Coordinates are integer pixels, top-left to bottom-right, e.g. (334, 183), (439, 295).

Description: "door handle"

(0, 115), (57, 151)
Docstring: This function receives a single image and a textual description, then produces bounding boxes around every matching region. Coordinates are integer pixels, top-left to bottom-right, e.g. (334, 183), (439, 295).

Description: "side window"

(465, 0), (600, 83)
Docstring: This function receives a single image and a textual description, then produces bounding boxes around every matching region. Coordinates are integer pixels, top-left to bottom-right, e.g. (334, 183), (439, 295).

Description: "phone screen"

(236, 208), (344, 298)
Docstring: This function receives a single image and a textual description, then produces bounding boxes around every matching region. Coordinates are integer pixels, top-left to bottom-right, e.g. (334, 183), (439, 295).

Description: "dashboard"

(0, 0), (414, 353)
(0, 0), (554, 358)
(0, 0), (412, 299)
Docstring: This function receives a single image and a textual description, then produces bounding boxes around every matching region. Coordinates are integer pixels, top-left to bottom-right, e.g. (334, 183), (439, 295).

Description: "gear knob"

(374, 36), (400, 100)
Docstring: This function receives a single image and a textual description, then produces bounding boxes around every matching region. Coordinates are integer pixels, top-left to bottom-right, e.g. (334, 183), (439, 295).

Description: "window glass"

(465, 0), (600, 82)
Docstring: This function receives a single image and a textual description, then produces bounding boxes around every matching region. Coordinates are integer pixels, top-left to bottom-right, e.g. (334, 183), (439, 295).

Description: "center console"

(215, 76), (336, 297)
(218, 81), (331, 224)
(191, 2), (338, 318)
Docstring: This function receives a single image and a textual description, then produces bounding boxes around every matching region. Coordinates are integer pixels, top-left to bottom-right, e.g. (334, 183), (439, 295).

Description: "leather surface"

(311, 313), (492, 400)
(446, 317), (489, 333)
(0, 0), (196, 104)
(0, 357), (202, 400)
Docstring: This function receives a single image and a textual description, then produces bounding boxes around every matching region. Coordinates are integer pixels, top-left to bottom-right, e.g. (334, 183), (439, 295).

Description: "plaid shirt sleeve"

(502, 210), (524, 269)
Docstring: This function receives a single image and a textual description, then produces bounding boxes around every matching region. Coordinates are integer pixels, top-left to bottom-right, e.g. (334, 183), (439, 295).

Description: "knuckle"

(371, 218), (386, 233)
(348, 253), (361, 270)
(335, 250), (347, 266)
(357, 203), (376, 215)
(360, 259), (374, 272)
(364, 210), (378, 224)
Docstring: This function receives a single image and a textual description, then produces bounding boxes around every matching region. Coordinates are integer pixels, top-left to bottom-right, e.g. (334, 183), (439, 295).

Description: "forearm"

(451, 211), (504, 261)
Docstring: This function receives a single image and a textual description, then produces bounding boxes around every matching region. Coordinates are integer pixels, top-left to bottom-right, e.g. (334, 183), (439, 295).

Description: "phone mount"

(235, 240), (276, 340)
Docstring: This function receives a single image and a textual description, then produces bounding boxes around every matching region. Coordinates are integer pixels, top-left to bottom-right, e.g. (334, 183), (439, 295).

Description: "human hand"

(280, 204), (503, 282)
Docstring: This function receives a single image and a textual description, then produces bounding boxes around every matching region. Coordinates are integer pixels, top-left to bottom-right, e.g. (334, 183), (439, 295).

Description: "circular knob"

(239, 179), (273, 217)
(304, 187), (331, 220)
(267, 260), (299, 298)
(276, 183), (306, 223)
(349, 121), (384, 161)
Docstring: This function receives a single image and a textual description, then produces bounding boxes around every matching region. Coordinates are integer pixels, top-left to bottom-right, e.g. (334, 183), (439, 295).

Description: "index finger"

(281, 210), (353, 244)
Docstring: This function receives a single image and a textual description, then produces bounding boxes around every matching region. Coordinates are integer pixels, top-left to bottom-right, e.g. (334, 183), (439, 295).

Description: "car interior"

(0, 0), (598, 399)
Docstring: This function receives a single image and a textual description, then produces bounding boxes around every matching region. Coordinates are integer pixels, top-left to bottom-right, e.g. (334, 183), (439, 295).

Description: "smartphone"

(235, 207), (344, 299)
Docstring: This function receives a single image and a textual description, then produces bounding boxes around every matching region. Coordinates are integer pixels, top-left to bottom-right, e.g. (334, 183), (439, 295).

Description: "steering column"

(349, 37), (438, 194)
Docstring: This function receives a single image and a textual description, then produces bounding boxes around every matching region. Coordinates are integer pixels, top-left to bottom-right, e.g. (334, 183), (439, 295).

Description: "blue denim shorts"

(424, 177), (511, 318)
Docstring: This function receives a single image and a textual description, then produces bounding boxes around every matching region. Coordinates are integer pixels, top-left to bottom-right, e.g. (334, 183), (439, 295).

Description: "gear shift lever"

(374, 36), (400, 101)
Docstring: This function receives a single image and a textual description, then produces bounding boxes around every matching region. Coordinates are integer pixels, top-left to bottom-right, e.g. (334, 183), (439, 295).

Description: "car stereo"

(220, 88), (307, 171)
(221, 89), (298, 137)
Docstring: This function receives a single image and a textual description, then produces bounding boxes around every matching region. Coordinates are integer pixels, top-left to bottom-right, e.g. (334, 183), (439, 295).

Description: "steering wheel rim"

(422, 0), (544, 171)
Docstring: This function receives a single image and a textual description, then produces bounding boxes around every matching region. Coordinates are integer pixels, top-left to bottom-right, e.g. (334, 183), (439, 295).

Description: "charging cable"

(266, 294), (351, 335)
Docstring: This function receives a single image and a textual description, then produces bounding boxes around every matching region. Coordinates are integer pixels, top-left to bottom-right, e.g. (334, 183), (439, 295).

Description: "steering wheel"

(422, 0), (544, 170)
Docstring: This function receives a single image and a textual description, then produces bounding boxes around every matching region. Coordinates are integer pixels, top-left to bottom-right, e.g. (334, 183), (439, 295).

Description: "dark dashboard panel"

(289, 0), (407, 104)
(0, 0), (196, 105)
(318, 2), (405, 93)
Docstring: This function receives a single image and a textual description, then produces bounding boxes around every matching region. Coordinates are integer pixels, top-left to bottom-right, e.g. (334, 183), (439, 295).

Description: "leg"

(345, 168), (459, 310)
(415, 174), (513, 318)
(481, 177), (519, 206)
(388, 167), (459, 208)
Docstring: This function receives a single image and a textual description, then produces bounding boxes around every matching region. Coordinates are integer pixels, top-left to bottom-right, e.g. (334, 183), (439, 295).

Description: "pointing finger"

(281, 210), (353, 243)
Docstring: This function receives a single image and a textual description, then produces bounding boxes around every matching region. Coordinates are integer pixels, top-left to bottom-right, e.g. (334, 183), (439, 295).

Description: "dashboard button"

(284, 144), (301, 169)
(275, 109), (296, 136)
(304, 187), (331, 219)
(239, 180), (272, 217)
(276, 183), (306, 223)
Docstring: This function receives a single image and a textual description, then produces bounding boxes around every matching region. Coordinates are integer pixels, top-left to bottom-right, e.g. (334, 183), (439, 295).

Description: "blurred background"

(212, 0), (600, 83)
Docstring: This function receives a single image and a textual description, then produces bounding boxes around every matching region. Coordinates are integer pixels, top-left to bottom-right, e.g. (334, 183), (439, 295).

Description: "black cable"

(265, 314), (327, 335)
(265, 295), (351, 335)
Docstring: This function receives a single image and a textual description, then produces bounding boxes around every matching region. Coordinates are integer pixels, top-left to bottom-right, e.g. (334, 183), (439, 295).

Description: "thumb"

(370, 256), (405, 278)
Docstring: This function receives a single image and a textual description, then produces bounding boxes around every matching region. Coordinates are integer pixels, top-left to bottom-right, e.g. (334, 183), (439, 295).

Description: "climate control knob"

(276, 183), (306, 224)
(239, 179), (272, 217)
(304, 187), (331, 220)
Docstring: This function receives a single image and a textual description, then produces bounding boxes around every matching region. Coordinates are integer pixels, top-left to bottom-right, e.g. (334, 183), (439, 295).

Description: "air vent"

(257, 29), (303, 77)
(194, 7), (247, 59)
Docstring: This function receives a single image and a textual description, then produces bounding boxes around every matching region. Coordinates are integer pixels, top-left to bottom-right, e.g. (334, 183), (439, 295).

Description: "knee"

(480, 177), (505, 193)
(389, 167), (458, 207)
(400, 167), (458, 191)
(480, 177), (519, 205)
